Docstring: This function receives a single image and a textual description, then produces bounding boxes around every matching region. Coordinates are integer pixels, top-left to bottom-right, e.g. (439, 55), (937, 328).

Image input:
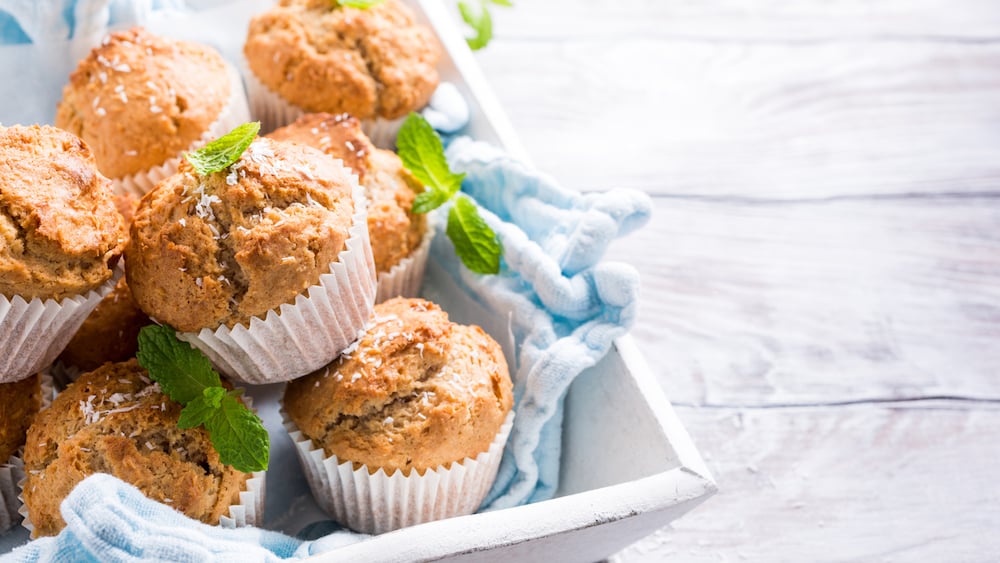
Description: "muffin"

(0, 374), (45, 534)
(283, 297), (514, 533)
(126, 136), (376, 383)
(0, 124), (127, 383)
(20, 360), (262, 537)
(54, 183), (150, 382)
(268, 113), (431, 301)
(243, 0), (441, 144)
(56, 277), (151, 376)
(56, 27), (251, 196)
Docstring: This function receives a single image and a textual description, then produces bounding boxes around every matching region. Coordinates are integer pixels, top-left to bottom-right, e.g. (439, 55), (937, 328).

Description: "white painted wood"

(472, 0), (1000, 560)
(475, 40), (1000, 197)
(613, 404), (1000, 561)
(605, 196), (1000, 406)
(487, 0), (1000, 41)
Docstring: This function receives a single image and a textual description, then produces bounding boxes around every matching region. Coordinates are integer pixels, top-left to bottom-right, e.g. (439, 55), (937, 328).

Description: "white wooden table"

(474, 1), (1000, 560)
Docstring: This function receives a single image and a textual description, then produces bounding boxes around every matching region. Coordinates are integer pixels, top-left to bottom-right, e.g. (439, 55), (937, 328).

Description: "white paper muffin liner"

(178, 181), (377, 384)
(1, 457), (24, 535)
(282, 408), (514, 535)
(244, 68), (407, 148)
(219, 471), (266, 528)
(0, 373), (53, 534)
(0, 267), (122, 385)
(114, 62), (252, 197)
(375, 225), (434, 303)
(48, 361), (82, 388)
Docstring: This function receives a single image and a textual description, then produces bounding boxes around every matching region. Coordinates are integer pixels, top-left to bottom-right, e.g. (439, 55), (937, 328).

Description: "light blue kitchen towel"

(440, 137), (651, 508)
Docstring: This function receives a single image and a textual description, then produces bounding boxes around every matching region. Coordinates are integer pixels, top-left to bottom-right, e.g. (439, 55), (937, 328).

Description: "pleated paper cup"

(219, 471), (266, 528)
(0, 267), (122, 385)
(0, 373), (54, 534)
(375, 225), (434, 303)
(282, 407), (514, 535)
(177, 181), (377, 384)
(244, 68), (406, 148)
(1, 457), (24, 535)
(114, 62), (252, 197)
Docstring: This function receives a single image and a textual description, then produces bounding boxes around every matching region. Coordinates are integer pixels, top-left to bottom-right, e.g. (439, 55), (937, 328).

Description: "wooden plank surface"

(473, 0), (1000, 560)
(607, 196), (1000, 406)
(619, 403), (1000, 561)
(488, 0), (1000, 41)
(476, 40), (1000, 197)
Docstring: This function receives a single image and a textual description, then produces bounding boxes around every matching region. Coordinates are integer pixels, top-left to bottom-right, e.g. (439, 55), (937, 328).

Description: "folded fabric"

(438, 137), (651, 508)
(5, 474), (306, 562)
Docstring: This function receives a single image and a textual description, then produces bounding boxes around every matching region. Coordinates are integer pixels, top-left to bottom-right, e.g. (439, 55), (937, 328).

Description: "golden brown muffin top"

(0, 125), (127, 301)
(22, 359), (249, 537)
(126, 137), (357, 332)
(56, 27), (232, 179)
(0, 374), (42, 462)
(268, 113), (425, 273)
(245, 0), (441, 120)
(285, 297), (513, 474)
(58, 277), (150, 372)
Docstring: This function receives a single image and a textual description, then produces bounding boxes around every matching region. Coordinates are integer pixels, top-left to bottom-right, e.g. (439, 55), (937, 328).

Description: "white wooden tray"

(0, 0), (716, 559)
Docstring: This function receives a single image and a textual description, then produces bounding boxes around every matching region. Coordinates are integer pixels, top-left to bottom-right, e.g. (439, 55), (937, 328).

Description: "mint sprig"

(459, 0), (512, 51)
(184, 122), (260, 176)
(397, 113), (502, 275)
(137, 325), (269, 473)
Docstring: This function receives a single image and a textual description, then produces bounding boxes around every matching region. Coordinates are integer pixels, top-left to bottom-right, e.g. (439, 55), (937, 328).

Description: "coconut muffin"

(126, 136), (376, 383)
(56, 27), (249, 195)
(244, 0), (441, 139)
(268, 113), (429, 299)
(59, 192), (149, 375)
(57, 277), (150, 374)
(283, 297), (514, 533)
(0, 375), (42, 464)
(0, 125), (127, 383)
(21, 360), (251, 537)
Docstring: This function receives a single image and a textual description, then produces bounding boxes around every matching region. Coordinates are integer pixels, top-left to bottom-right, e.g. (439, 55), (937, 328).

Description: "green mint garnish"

(137, 325), (270, 473)
(459, 0), (512, 51)
(334, 0), (385, 7)
(397, 113), (465, 213)
(184, 122), (261, 176)
(447, 195), (502, 274)
(397, 113), (502, 275)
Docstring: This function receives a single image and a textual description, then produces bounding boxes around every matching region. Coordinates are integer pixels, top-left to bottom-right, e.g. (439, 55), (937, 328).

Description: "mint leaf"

(136, 324), (269, 472)
(412, 188), (451, 215)
(204, 395), (270, 473)
(137, 325), (220, 404)
(397, 113), (464, 213)
(184, 122), (260, 176)
(459, 0), (492, 51)
(336, 0), (385, 7)
(177, 387), (225, 429)
(447, 196), (501, 274)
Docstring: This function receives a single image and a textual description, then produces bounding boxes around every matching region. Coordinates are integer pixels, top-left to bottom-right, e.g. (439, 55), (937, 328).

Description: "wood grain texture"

(606, 196), (1000, 406)
(614, 403), (1000, 562)
(488, 0), (1000, 41)
(471, 0), (1000, 560)
(475, 40), (1000, 197)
